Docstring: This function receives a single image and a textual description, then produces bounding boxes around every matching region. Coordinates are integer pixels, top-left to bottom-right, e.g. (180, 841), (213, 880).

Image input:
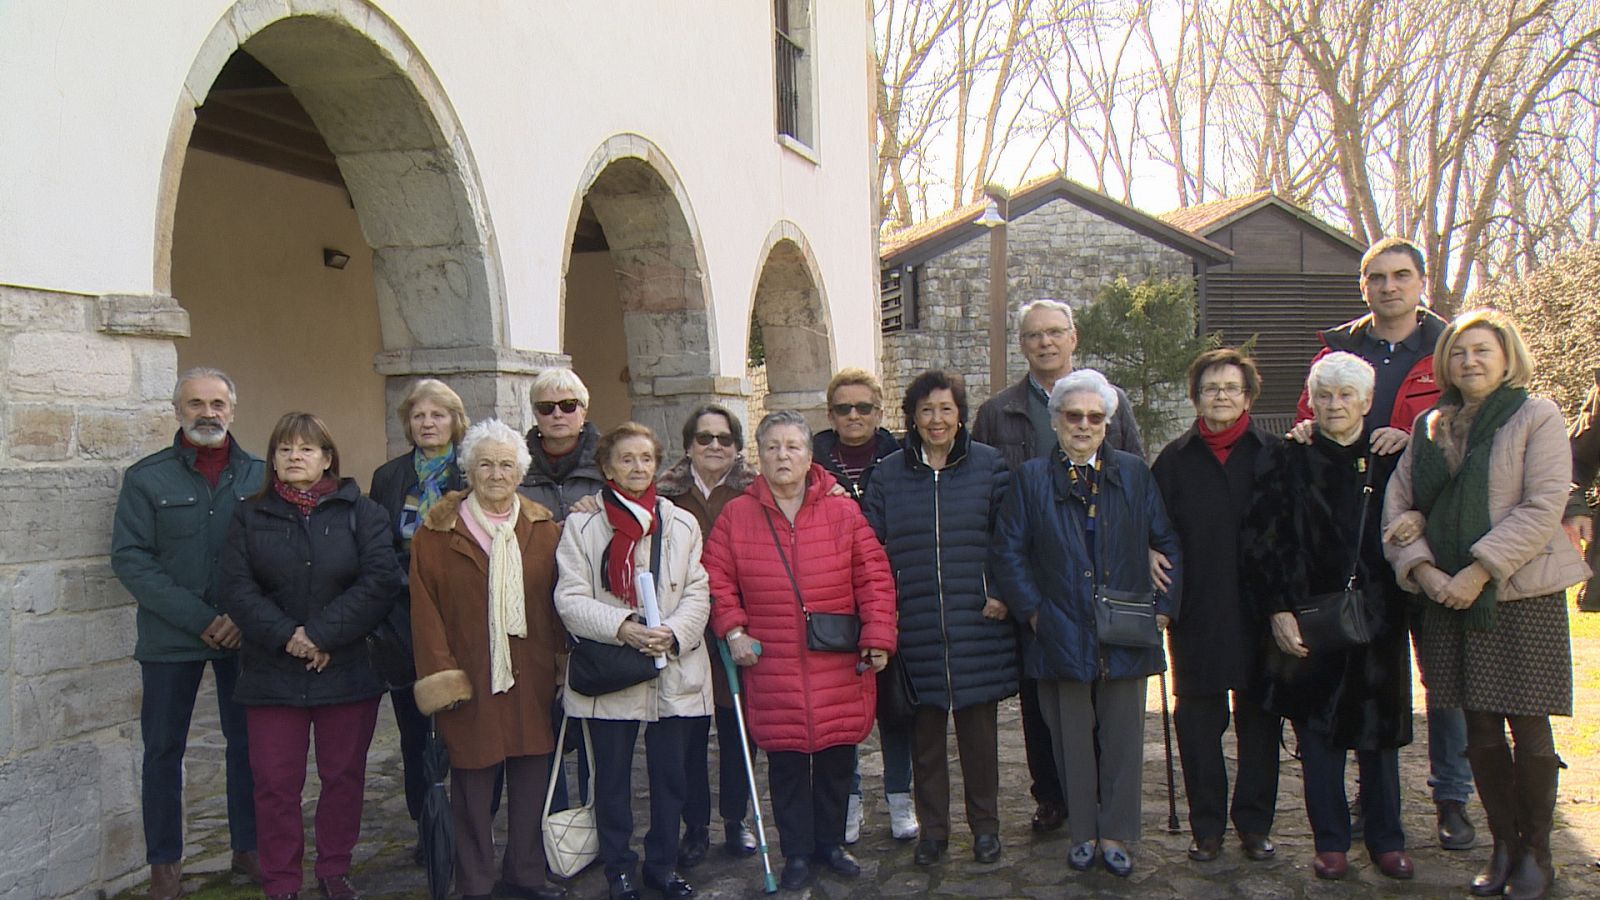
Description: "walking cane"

(718, 639), (778, 894)
(1159, 669), (1181, 833)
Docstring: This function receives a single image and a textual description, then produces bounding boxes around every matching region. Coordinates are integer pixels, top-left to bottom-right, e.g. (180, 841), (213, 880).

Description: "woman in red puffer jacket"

(704, 410), (897, 892)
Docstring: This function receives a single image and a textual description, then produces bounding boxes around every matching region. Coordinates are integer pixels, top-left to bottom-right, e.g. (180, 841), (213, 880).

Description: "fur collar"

(422, 489), (553, 532)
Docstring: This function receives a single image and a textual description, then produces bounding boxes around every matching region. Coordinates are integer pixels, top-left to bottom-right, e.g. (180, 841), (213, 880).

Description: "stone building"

(0, 2), (875, 896)
(878, 174), (1231, 426)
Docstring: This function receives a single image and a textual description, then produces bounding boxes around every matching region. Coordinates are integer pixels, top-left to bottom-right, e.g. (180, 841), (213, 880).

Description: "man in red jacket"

(1291, 237), (1472, 853)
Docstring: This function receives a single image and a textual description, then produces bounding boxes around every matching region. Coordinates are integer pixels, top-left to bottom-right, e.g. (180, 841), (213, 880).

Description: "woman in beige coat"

(555, 422), (711, 900)
(1384, 309), (1590, 900)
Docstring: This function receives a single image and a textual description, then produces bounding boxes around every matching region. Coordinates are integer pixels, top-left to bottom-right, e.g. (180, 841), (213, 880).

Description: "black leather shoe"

(1437, 799), (1477, 850)
(678, 826), (710, 870)
(723, 819), (757, 857)
(494, 882), (566, 900)
(913, 838), (946, 865)
(1187, 835), (1222, 862)
(973, 833), (1001, 863)
(641, 869), (693, 899)
(778, 857), (810, 891)
(1240, 832), (1276, 861)
(814, 845), (860, 877)
(606, 872), (640, 900)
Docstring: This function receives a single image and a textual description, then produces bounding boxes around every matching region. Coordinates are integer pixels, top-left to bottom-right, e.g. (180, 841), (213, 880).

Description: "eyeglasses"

(831, 402), (877, 417)
(1199, 384), (1246, 399)
(1023, 326), (1072, 344)
(1058, 410), (1107, 425)
(534, 399), (583, 416)
(693, 432), (736, 448)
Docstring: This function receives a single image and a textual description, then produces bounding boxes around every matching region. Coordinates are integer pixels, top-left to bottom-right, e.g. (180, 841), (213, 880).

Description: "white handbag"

(541, 715), (599, 879)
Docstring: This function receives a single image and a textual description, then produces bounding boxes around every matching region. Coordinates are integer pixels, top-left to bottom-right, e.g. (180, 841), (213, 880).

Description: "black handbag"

(1093, 586), (1163, 648)
(876, 651), (919, 726)
(1294, 456), (1378, 653)
(366, 602), (417, 690)
(762, 508), (860, 652)
(566, 504), (666, 695)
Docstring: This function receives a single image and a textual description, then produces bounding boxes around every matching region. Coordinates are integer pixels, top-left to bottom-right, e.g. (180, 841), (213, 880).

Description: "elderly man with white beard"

(113, 367), (268, 899)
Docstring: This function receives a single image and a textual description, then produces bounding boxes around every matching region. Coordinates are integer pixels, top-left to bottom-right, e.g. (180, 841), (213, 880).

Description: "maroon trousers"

(246, 698), (380, 895)
(451, 755), (553, 896)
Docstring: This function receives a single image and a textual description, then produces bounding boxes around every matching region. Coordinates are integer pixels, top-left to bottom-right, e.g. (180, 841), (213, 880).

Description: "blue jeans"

(1427, 706), (1473, 803)
(850, 718), (913, 797)
(140, 659), (255, 863)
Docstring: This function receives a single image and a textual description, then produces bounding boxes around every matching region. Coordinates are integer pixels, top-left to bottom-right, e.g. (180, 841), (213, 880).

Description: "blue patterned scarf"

(413, 446), (455, 518)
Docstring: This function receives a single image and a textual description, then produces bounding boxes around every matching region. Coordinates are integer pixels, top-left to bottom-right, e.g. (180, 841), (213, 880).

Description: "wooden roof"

(1159, 192), (1365, 252)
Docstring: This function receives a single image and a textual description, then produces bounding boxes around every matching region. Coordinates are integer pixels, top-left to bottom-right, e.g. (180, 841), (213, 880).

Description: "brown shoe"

(148, 863), (183, 900)
(230, 850), (262, 883)
(1030, 800), (1065, 833)
(1373, 849), (1415, 880)
(317, 875), (360, 900)
(1186, 836), (1222, 862)
(1313, 851), (1348, 880)
(1240, 832), (1276, 861)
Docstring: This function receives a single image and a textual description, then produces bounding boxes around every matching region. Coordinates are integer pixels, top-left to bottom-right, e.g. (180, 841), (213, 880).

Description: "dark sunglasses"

(693, 431), (736, 448)
(831, 402), (877, 416)
(534, 399), (583, 416)
(1060, 410), (1107, 425)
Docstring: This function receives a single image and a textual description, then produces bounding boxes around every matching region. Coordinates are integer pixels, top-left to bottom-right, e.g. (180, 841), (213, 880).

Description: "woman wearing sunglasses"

(655, 405), (762, 865)
(991, 368), (1182, 879)
(518, 369), (604, 522)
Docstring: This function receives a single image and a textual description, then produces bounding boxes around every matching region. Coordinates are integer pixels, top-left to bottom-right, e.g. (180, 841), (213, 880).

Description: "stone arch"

(559, 134), (734, 452)
(151, 1), (552, 467)
(749, 221), (835, 427)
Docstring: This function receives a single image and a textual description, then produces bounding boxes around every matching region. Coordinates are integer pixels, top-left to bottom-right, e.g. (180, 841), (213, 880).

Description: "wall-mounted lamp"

(975, 200), (1006, 228)
(322, 248), (351, 270)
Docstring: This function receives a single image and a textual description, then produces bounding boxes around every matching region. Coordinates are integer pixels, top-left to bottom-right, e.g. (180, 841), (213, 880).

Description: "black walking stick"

(1159, 669), (1181, 833)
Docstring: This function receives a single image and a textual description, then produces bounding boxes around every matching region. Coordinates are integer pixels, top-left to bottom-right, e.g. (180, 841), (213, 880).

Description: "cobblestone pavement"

(125, 673), (1600, 900)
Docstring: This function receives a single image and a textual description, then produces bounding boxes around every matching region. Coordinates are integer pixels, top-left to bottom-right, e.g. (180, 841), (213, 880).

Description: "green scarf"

(1408, 384), (1528, 631)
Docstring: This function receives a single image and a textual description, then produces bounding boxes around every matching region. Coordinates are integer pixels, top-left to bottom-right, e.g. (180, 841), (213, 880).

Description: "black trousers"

(588, 716), (707, 878)
(1019, 676), (1065, 806)
(389, 685), (430, 822)
(1294, 721), (1404, 854)
(683, 704), (753, 828)
(1173, 690), (1281, 839)
(767, 744), (855, 860)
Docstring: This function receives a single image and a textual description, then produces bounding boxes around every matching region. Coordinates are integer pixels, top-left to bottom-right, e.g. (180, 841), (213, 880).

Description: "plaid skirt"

(1415, 592), (1572, 716)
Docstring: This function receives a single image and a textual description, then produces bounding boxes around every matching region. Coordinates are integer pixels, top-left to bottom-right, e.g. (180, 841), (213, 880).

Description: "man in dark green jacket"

(112, 367), (266, 899)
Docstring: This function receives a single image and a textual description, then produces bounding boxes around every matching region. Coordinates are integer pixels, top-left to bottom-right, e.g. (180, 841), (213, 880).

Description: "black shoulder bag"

(1293, 457), (1378, 653)
(762, 507), (860, 652)
(567, 506), (665, 696)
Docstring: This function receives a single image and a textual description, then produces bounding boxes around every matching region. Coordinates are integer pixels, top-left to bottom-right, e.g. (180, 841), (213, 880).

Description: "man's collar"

(1365, 316), (1426, 351)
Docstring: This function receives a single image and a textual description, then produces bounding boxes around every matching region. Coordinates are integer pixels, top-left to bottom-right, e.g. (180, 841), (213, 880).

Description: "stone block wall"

(0, 285), (179, 899)
(881, 197), (1196, 439)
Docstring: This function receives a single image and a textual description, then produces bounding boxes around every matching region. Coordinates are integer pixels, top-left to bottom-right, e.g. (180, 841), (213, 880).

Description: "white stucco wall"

(0, 0), (877, 375)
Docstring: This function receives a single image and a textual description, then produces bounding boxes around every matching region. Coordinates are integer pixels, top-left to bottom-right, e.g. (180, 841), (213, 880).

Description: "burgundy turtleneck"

(181, 433), (230, 488)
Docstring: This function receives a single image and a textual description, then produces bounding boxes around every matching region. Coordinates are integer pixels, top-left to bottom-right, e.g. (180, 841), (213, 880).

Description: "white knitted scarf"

(464, 492), (526, 694)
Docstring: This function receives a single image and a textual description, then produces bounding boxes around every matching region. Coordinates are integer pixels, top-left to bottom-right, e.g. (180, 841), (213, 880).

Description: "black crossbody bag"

(762, 507), (860, 652)
(1294, 457), (1378, 653)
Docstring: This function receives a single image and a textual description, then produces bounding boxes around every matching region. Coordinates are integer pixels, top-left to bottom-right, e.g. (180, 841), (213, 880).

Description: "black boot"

(1506, 752), (1560, 900)
(1467, 744), (1519, 897)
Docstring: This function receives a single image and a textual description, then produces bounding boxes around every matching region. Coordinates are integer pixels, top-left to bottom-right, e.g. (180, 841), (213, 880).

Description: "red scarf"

(273, 476), (338, 518)
(181, 433), (230, 488)
(1197, 412), (1251, 465)
(602, 481), (657, 607)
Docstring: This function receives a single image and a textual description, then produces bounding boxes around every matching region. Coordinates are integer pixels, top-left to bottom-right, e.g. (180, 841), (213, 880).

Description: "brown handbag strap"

(761, 506), (810, 618)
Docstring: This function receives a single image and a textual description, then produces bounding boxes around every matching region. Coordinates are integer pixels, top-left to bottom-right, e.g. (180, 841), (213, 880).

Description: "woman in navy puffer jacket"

(864, 369), (1015, 867)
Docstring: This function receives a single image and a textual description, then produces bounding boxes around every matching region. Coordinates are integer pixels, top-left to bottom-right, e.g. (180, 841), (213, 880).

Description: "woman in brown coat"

(1385, 310), (1591, 900)
(410, 419), (567, 900)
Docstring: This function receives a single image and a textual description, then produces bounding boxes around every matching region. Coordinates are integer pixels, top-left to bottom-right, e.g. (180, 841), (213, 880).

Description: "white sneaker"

(887, 791), (920, 840)
(844, 793), (863, 844)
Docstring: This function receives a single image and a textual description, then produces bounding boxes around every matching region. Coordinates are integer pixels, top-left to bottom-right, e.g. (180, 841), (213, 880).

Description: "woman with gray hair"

(704, 410), (898, 891)
(991, 369), (1181, 879)
(409, 419), (568, 900)
(1241, 351), (1415, 883)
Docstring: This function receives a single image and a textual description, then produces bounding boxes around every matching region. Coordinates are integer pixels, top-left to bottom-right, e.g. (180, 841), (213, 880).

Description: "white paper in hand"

(635, 572), (667, 670)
